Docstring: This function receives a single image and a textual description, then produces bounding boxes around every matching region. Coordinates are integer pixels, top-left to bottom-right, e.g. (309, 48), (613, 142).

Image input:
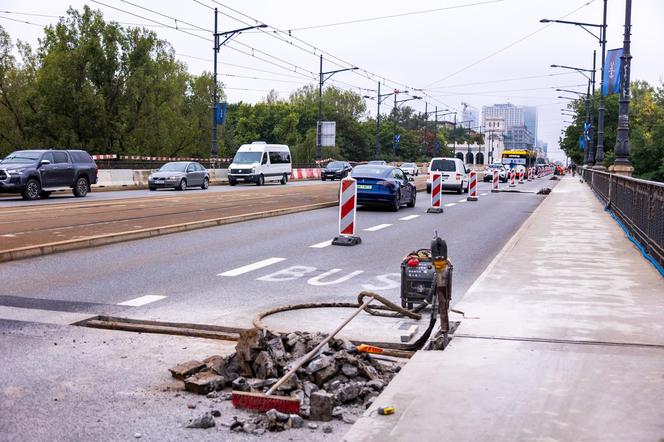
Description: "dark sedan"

(350, 165), (416, 211)
(148, 161), (209, 191)
(321, 161), (352, 181)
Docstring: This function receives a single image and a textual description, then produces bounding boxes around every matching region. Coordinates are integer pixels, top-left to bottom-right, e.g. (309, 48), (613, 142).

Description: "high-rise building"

(504, 125), (534, 150)
(523, 106), (538, 143)
(482, 103), (524, 131)
(461, 104), (479, 129)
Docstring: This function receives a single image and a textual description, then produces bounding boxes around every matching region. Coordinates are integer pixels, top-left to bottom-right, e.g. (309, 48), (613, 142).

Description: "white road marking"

(480, 192), (488, 196)
(444, 203), (456, 207)
(309, 240), (333, 249)
(118, 295), (167, 307)
(364, 224), (392, 232)
(218, 257), (286, 277)
(458, 199), (467, 203)
(399, 215), (420, 221)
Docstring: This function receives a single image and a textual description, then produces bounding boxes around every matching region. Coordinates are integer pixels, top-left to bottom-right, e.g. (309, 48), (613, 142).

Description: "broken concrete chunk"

(307, 355), (333, 374)
(342, 413), (357, 424)
(335, 382), (363, 403)
(366, 379), (385, 391)
(310, 391), (334, 422)
(357, 360), (380, 380)
(231, 377), (250, 392)
(322, 424), (333, 433)
(303, 381), (319, 398)
(184, 372), (226, 395)
(169, 360), (206, 380)
(203, 355), (225, 374)
(289, 414), (304, 429)
(252, 351), (277, 380)
(186, 412), (216, 429)
(341, 363), (359, 378)
(314, 363), (338, 385)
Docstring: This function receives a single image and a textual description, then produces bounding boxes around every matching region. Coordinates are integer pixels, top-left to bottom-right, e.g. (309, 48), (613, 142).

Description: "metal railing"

(581, 168), (664, 268)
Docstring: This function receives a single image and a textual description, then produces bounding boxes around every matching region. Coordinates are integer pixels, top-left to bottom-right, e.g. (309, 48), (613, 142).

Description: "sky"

(1, 0), (663, 162)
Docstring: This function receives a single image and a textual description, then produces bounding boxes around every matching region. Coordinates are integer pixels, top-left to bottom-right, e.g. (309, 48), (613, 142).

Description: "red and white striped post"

(332, 177), (361, 246)
(491, 169), (499, 192)
(427, 173), (444, 213)
(527, 167), (533, 181)
(518, 169), (524, 184)
(509, 169), (516, 187)
(467, 170), (478, 201)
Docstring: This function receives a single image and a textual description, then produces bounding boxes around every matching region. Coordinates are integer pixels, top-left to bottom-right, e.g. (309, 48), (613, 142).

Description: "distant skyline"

(2, 0), (663, 161)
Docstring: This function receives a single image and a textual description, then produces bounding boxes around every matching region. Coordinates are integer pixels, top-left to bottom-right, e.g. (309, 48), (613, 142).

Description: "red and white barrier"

(509, 170), (516, 187)
(518, 169), (524, 184)
(427, 173), (444, 213)
(527, 167), (533, 181)
(492, 169), (499, 192)
(91, 154), (118, 160)
(290, 168), (321, 181)
(332, 177), (361, 246)
(467, 170), (478, 201)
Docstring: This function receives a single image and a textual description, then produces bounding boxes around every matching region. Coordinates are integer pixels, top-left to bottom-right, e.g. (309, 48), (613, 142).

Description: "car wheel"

(257, 174), (264, 186)
(149, 186), (156, 191)
(229, 178), (237, 186)
(406, 190), (416, 208)
(456, 185), (462, 194)
(280, 173), (288, 185)
(321, 176), (326, 181)
(391, 190), (401, 212)
(73, 176), (89, 197)
(21, 178), (41, 201)
(40, 191), (52, 199)
(177, 179), (187, 191)
(201, 177), (209, 189)
(464, 182), (469, 193)
(426, 183), (431, 194)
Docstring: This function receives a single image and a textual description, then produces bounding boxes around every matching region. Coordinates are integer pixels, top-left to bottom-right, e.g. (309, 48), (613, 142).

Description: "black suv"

(0, 149), (98, 200)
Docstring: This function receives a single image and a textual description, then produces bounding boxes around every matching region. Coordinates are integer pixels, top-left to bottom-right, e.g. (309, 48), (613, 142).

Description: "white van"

(228, 142), (292, 186)
(426, 157), (469, 194)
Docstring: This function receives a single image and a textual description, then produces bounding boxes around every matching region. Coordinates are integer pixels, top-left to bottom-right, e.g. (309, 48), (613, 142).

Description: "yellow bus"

(501, 149), (537, 169)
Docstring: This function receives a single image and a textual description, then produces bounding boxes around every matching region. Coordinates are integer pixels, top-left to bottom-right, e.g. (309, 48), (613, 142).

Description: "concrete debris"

(323, 424), (333, 434)
(538, 188), (552, 195)
(171, 330), (403, 434)
(169, 360), (206, 380)
(186, 412), (216, 429)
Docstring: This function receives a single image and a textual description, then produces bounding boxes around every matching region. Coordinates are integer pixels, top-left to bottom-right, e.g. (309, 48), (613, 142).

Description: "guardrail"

(581, 168), (664, 268)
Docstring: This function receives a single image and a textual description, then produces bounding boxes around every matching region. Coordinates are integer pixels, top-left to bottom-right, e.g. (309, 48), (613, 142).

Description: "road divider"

(332, 177), (361, 246)
(467, 171), (478, 201)
(427, 173), (444, 214)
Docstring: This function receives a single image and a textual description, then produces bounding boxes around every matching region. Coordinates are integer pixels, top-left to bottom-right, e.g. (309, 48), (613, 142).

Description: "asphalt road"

(0, 176), (558, 440)
(0, 179), (331, 208)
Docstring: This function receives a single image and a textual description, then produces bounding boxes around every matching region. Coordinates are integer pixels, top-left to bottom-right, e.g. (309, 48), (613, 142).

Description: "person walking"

(570, 162), (577, 177)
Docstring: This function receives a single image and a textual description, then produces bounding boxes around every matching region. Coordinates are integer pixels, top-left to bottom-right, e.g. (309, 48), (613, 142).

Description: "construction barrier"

(290, 168), (321, 181)
(492, 169), (499, 192)
(427, 173), (444, 213)
(509, 170), (516, 187)
(332, 177), (361, 246)
(518, 169), (524, 184)
(467, 170), (478, 201)
(527, 167), (533, 181)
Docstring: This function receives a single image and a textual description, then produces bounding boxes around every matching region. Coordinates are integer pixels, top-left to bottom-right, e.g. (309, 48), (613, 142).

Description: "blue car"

(350, 165), (416, 211)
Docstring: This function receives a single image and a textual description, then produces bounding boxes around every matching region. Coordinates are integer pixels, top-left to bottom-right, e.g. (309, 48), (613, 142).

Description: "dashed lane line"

(218, 257), (286, 277)
(399, 215), (420, 221)
(444, 203), (456, 207)
(480, 192), (488, 196)
(117, 295), (167, 307)
(309, 240), (333, 249)
(457, 199), (467, 203)
(364, 224), (392, 232)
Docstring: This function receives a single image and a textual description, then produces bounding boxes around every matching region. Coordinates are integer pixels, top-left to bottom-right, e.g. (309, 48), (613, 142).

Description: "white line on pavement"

(218, 257), (286, 277)
(444, 203), (456, 207)
(364, 223), (392, 232)
(480, 192), (488, 196)
(309, 240), (333, 248)
(399, 215), (420, 221)
(118, 295), (167, 307)
(458, 199), (467, 203)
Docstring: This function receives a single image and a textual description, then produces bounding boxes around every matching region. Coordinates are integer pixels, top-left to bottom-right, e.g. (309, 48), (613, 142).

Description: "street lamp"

(422, 107), (452, 157)
(542, 0), (608, 167)
(392, 94), (422, 160)
(317, 55), (358, 161)
(370, 83), (408, 160)
(211, 11), (267, 158)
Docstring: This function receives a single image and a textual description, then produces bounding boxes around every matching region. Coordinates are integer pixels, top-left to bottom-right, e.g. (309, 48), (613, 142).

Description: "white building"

(461, 104), (479, 129)
(484, 116), (505, 164)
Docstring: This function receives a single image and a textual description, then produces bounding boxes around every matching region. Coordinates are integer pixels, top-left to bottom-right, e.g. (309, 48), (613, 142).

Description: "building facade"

(504, 125), (534, 150)
(482, 103), (524, 130)
(523, 106), (538, 143)
(461, 105), (479, 129)
(484, 116), (505, 164)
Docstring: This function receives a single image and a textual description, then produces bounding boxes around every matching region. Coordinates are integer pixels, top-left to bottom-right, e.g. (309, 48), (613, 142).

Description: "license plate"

(357, 184), (372, 190)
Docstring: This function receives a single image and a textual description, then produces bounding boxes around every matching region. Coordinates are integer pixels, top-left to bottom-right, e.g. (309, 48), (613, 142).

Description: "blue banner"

(603, 48), (623, 96)
(214, 102), (228, 126)
(578, 135), (586, 151)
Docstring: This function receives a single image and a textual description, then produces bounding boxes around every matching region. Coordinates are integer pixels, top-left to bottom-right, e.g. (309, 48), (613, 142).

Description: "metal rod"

(595, 0), (608, 166)
(613, 0), (633, 168)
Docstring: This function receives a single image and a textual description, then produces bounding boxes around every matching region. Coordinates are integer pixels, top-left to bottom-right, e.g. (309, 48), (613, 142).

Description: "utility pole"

(595, 0), (608, 168)
(423, 101), (428, 157)
(433, 106), (438, 157)
(317, 56), (357, 161)
(612, 0), (633, 175)
(210, 11), (266, 159)
(375, 82), (381, 160)
(583, 78), (592, 166)
(589, 50), (596, 165)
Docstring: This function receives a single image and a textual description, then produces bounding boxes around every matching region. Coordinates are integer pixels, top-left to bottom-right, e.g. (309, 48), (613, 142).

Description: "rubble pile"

(170, 329), (401, 433)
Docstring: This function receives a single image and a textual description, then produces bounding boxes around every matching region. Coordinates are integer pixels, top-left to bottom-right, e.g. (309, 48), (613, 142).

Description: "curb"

(0, 201), (337, 263)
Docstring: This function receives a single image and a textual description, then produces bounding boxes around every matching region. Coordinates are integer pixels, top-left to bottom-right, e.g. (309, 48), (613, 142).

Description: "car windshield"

(368, 161), (386, 165)
(430, 159), (456, 172)
(401, 163), (415, 168)
(233, 151), (262, 164)
(351, 166), (391, 178)
(159, 162), (188, 172)
(1, 151), (42, 163)
(327, 161), (344, 168)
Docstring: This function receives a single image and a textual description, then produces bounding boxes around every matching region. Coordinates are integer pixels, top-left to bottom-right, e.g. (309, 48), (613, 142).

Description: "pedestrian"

(571, 162), (577, 177)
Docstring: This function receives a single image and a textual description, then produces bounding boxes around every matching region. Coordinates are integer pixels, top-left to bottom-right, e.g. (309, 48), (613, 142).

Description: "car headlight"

(148, 175), (153, 180)
(251, 167), (256, 173)
(168, 176), (178, 180)
(8, 168), (25, 175)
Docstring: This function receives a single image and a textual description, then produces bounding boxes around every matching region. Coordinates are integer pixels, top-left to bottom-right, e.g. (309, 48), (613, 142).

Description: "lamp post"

(317, 56), (358, 161)
(211, 10), (267, 158)
(612, 0), (633, 174)
(422, 107), (452, 157)
(541, 0), (608, 167)
(367, 84), (406, 160)
(551, 63), (596, 165)
(392, 94), (422, 160)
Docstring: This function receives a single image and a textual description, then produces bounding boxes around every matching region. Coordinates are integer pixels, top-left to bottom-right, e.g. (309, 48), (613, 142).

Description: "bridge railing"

(581, 168), (664, 268)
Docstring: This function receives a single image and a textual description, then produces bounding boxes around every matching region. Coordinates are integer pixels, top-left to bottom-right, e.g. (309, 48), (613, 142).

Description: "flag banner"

(214, 102), (228, 126)
(603, 48), (623, 96)
(578, 135), (586, 151)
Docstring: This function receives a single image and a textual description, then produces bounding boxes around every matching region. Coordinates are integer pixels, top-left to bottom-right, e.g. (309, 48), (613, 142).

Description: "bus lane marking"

(218, 257), (286, 277)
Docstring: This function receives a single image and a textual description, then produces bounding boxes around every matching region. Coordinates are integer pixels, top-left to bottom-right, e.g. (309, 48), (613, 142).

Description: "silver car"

(399, 162), (419, 176)
(148, 161), (210, 191)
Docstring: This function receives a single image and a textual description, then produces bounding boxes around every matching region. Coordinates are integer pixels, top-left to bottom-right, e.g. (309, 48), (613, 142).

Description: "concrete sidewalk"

(344, 176), (664, 441)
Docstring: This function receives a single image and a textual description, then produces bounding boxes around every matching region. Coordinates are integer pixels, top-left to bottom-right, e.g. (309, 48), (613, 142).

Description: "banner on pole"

(603, 48), (623, 96)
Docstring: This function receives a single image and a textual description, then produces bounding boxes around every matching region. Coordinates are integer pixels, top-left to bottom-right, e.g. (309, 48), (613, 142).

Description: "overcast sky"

(2, 0), (663, 161)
